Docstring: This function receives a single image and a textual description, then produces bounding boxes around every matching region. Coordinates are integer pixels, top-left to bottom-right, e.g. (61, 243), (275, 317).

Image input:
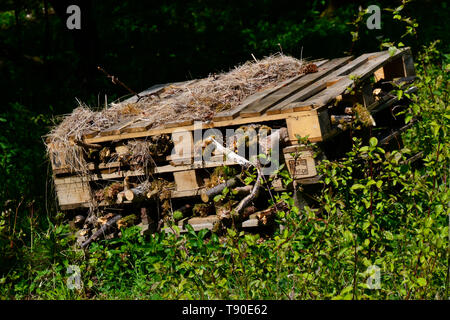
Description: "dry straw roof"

(45, 54), (312, 166)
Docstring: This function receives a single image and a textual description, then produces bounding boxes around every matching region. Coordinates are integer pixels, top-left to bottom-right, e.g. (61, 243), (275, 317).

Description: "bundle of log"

(47, 48), (418, 247)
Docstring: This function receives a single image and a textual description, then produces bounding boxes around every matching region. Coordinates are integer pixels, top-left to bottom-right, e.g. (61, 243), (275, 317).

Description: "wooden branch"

(259, 127), (289, 155)
(380, 119), (416, 145)
(233, 169), (262, 218)
(200, 177), (239, 203)
(97, 66), (138, 97)
(206, 137), (253, 168)
(124, 186), (147, 202)
(81, 214), (122, 248)
(232, 185), (253, 198)
(401, 151), (424, 165)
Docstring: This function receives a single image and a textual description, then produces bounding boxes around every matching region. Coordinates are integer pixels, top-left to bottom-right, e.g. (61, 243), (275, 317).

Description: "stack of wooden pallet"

(48, 47), (416, 239)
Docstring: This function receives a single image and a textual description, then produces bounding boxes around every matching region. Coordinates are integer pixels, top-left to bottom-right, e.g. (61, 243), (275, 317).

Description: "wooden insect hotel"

(45, 48), (417, 245)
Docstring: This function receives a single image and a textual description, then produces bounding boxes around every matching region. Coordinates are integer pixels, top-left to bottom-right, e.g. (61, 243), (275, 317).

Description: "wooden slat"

(281, 49), (410, 111)
(212, 60), (329, 121)
(83, 129), (101, 139)
(165, 119), (194, 128)
(55, 180), (91, 207)
(81, 49), (411, 145)
(174, 170), (201, 191)
(293, 52), (395, 110)
(84, 109), (319, 144)
(267, 52), (380, 114)
(121, 120), (154, 133)
(99, 118), (140, 136)
(53, 155), (241, 184)
(239, 57), (353, 117)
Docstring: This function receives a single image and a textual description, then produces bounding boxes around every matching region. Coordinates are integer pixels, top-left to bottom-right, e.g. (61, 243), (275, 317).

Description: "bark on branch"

(81, 214), (122, 248)
(200, 177), (239, 203)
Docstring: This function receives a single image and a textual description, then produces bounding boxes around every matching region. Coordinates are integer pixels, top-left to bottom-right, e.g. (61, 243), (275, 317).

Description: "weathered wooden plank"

(240, 57), (353, 117)
(55, 180), (91, 207)
(121, 120), (154, 133)
(173, 170), (201, 191)
(53, 153), (242, 178)
(171, 130), (194, 163)
(99, 118), (141, 136)
(242, 219), (259, 228)
(286, 50), (402, 111)
(276, 82), (329, 114)
(283, 148), (317, 179)
(402, 50), (416, 77)
(212, 60), (329, 121)
(84, 109), (319, 144)
(165, 119), (194, 128)
(285, 111), (321, 142)
(265, 54), (376, 115)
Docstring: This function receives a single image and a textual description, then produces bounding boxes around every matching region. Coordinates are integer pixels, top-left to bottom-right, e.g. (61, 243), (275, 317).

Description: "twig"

(97, 66), (139, 97)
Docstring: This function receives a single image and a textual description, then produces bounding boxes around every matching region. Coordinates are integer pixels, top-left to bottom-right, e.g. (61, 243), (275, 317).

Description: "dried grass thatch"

(45, 53), (313, 176)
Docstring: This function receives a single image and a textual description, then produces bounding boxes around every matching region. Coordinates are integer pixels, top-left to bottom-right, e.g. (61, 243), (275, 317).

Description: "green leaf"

(351, 184), (365, 191)
(369, 137), (378, 147)
(388, 46), (398, 56)
(384, 231), (394, 241)
(417, 278), (427, 287)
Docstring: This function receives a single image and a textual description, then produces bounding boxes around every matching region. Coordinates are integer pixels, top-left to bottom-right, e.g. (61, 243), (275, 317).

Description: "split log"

(200, 177), (239, 203)
(117, 191), (126, 204)
(124, 186), (147, 202)
(80, 214), (122, 248)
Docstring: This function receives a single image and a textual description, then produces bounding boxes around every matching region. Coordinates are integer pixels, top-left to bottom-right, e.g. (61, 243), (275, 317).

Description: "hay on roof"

(46, 53), (313, 175)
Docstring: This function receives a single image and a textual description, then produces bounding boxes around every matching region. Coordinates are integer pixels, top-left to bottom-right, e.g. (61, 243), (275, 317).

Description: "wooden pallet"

(78, 48), (414, 145)
(51, 48), (416, 210)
